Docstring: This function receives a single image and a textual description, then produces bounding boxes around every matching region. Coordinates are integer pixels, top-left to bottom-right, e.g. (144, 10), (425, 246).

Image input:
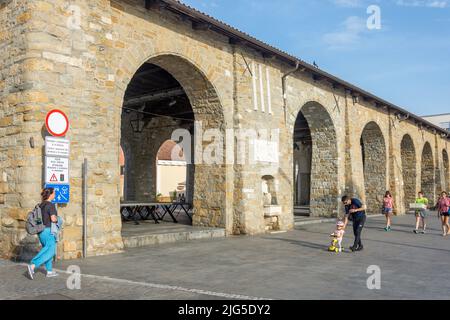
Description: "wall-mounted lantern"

(130, 114), (146, 133)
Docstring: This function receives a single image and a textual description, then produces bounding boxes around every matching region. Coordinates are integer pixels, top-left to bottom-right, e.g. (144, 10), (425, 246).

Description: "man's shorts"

(416, 209), (428, 218)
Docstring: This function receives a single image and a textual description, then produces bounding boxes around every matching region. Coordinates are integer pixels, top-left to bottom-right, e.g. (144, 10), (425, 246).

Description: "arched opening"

(442, 149), (449, 192)
(361, 122), (386, 214)
(400, 134), (416, 212)
(121, 62), (194, 204)
(156, 139), (187, 203)
(293, 102), (338, 217)
(421, 142), (434, 200)
(119, 54), (226, 234)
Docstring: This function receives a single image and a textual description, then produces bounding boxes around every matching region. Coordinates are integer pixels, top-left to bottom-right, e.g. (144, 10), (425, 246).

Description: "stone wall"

(361, 122), (387, 215)
(443, 150), (449, 192)
(400, 135), (417, 211)
(421, 142), (434, 200)
(0, 0), (449, 259)
(0, 0), (39, 259)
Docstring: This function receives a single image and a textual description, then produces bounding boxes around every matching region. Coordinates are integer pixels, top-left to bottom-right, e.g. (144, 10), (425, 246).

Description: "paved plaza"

(1, 214), (449, 300)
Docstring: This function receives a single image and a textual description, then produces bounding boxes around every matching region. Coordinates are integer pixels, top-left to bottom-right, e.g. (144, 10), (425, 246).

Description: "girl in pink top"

(436, 191), (450, 236)
(382, 191), (394, 231)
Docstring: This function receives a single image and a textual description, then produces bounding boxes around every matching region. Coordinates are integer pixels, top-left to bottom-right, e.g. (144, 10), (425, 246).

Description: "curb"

(294, 214), (384, 227)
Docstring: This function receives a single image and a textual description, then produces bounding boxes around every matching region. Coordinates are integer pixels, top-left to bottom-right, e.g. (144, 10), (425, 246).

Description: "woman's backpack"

(26, 204), (45, 235)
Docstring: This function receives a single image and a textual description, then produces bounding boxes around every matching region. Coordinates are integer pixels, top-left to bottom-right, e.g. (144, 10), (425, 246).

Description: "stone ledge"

(123, 228), (226, 248)
(263, 205), (282, 217)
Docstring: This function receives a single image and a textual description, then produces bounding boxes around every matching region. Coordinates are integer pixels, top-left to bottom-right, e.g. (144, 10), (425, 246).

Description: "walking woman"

(27, 188), (58, 279)
(436, 191), (450, 237)
(382, 191), (394, 231)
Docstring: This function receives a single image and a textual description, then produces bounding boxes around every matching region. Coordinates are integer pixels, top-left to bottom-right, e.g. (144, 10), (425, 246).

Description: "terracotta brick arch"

(360, 121), (387, 215)
(294, 101), (339, 217)
(400, 134), (417, 212)
(421, 142), (435, 201)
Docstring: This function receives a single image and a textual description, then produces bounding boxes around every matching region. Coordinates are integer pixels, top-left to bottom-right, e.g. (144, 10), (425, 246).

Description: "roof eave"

(148, 0), (450, 139)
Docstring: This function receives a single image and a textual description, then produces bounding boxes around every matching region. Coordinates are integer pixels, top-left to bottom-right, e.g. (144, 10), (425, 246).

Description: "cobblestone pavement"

(1, 214), (449, 300)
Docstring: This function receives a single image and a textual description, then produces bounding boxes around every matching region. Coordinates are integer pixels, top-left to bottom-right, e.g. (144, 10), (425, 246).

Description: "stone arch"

(400, 134), (417, 212)
(443, 149), (449, 191)
(421, 142), (434, 200)
(118, 53), (227, 228)
(293, 101), (338, 217)
(360, 121), (387, 214)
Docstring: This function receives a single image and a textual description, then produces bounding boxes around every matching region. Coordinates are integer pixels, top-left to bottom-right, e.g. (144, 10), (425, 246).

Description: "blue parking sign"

(45, 184), (70, 204)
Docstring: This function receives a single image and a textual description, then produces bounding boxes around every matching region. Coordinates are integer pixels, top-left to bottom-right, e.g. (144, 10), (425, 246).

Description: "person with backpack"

(27, 188), (59, 279)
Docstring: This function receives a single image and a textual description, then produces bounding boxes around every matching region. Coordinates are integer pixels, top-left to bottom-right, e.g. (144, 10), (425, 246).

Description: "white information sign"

(253, 139), (279, 163)
(45, 157), (69, 184)
(45, 137), (70, 158)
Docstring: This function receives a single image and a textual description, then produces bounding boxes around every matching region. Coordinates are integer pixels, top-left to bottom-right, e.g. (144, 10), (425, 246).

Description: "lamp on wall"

(130, 113), (146, 133)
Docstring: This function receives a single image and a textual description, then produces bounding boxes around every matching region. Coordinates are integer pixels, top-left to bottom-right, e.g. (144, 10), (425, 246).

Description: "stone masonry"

(0, 0), (449, 260)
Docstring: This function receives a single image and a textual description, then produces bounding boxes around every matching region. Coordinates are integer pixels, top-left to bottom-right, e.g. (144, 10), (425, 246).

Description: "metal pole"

(82, 158), (87, 258)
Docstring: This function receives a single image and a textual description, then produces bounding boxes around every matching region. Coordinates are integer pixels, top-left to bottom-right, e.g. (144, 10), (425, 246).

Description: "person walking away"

(342, 195), (367, 252)
(414, 191), (429, 234)
(27, 188), (59, 279)
(436, 191), (450, 237)
(383, 191), (394, 231)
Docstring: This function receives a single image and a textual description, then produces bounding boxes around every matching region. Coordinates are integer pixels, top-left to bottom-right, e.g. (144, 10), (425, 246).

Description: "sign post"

(44, 110), (70, 204)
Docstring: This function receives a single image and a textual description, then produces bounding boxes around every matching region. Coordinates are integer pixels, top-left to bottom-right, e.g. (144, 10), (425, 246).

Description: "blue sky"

(181, 0), (450, 116)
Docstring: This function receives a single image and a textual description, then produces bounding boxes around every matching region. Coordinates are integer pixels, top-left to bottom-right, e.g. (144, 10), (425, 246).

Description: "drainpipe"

(282, 60), (300, 124)
(82, 158), (88, 258)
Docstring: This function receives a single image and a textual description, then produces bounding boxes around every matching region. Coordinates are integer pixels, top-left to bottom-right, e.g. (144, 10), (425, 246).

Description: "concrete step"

(294, 216), (336, 226)
(122, 227), (226, 248)
(294, 205), (310, 216)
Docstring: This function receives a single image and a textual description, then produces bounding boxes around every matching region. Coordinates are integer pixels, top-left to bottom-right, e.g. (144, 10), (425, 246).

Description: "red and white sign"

(45, 109), (69, 137)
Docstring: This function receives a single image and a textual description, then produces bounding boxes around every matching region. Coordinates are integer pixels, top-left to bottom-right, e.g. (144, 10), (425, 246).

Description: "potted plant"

(156, 193), (163, 202)
(170, 190), (177, 202)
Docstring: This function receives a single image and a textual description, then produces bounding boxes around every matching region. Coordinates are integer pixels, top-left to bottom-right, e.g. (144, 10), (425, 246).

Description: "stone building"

(0, 0), (449, 260)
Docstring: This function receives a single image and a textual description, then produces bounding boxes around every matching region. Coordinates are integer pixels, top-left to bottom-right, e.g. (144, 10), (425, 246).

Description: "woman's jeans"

(31, 228), (56, 272)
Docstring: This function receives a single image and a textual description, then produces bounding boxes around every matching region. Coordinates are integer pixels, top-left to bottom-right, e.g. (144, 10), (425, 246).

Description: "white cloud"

(322, 16), (368, 48)
(396, 0), (449, 8)
(332, 0), (364, 7)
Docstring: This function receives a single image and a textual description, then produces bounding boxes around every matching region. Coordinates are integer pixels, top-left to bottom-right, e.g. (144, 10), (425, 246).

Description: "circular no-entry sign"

(45, 109), (69, 137)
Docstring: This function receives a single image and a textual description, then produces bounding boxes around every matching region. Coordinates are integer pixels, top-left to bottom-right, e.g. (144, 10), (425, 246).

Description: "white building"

(422, 113), (450, 131)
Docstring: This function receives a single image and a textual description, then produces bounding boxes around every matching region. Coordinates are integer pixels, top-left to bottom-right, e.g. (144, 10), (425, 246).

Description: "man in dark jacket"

(342, 195), (367, 252)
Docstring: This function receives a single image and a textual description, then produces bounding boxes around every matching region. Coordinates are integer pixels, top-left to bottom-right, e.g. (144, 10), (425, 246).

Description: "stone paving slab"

(1, 214), (449, 300)
(0, 263), (224, 300)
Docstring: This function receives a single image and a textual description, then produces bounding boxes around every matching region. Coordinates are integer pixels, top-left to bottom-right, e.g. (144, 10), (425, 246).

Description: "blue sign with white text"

(45, 184), (70, 204)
